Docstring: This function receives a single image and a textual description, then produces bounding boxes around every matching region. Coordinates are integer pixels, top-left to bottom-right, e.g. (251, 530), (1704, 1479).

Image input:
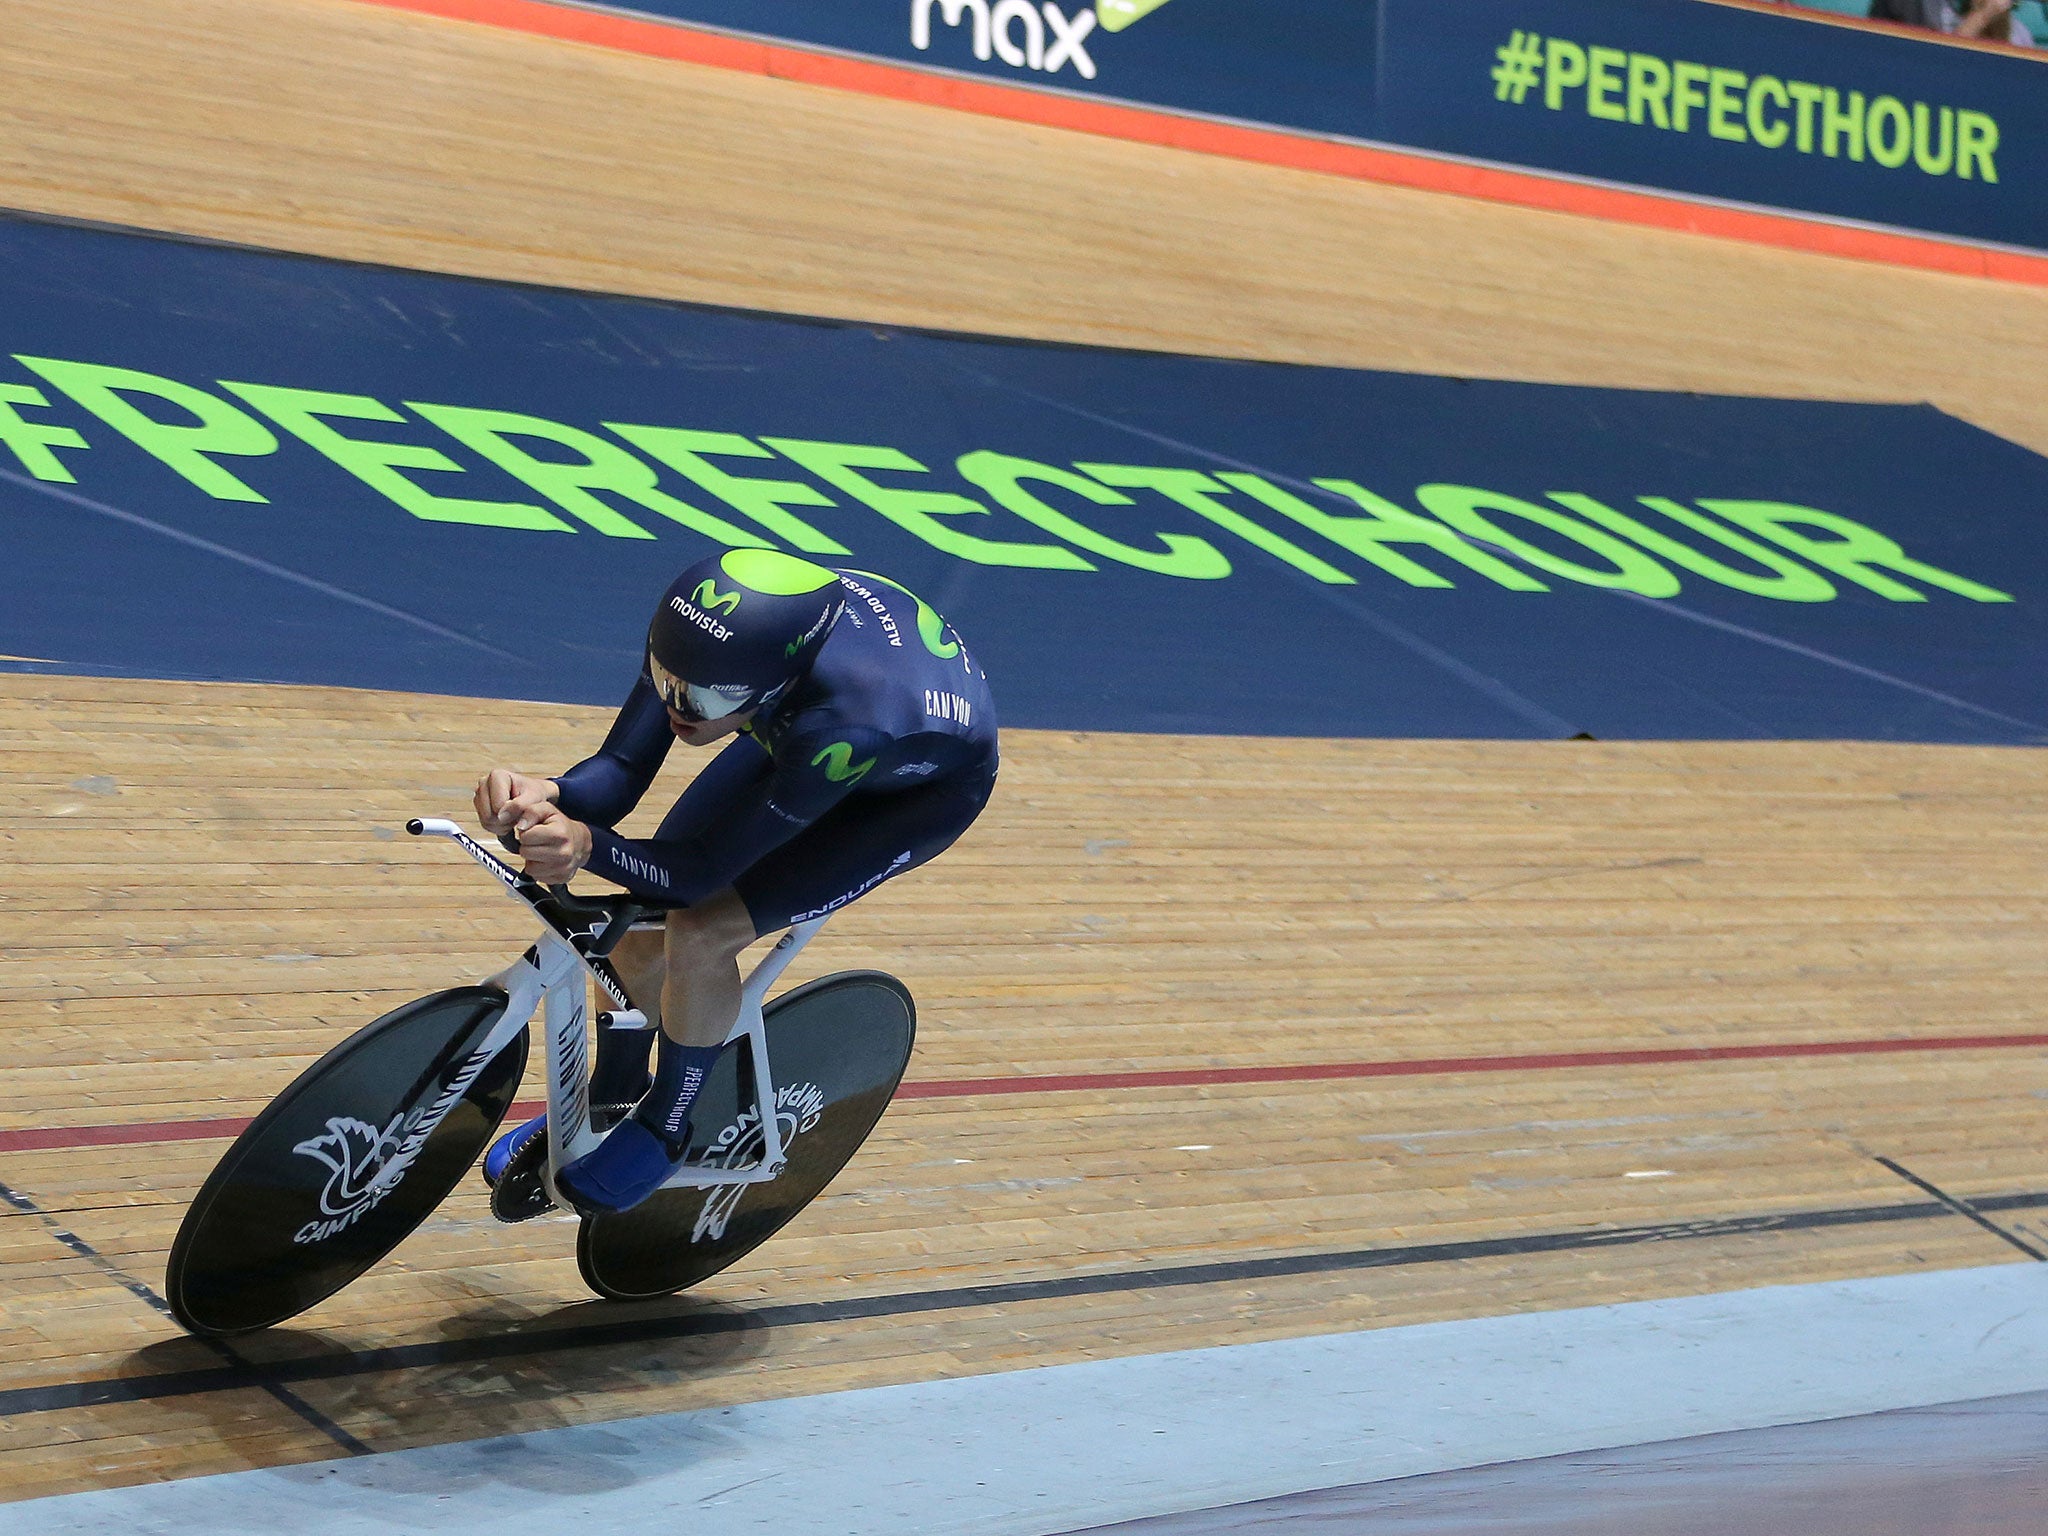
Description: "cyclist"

(473, 548), (997, 1218)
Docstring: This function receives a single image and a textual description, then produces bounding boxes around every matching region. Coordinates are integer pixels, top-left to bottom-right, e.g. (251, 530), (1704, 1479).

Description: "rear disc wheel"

(577, 970), (914, 1302)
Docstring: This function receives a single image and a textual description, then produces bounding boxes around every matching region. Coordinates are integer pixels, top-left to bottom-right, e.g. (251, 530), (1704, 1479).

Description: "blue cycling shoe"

(484, 1103), (641, 1224)
(482, 1112), (546, 1188)
(556, 1117), (691, 1217)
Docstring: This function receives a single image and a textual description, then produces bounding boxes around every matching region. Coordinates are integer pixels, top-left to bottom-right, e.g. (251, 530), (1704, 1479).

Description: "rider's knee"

(663, 899), (753, 971)
(611, 926), (663, 966)
(608, 925), (666, 988)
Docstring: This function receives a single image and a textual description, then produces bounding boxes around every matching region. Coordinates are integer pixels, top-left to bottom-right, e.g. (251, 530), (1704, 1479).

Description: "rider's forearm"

(553, 676), (674, 825)
(552, 751), (657, 826)
(581, 727), (871, 901)
(582, 788), (823, 903)
(584, 825), (746, 903)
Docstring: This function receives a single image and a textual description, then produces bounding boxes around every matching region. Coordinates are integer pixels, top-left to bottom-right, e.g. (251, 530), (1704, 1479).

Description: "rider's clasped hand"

(513, 809), (593, 885)
(474, 769), (592, 885)
(474, 768), (556, 834)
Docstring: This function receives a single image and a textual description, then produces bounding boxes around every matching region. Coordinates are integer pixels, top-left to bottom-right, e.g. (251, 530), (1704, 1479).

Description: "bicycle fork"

(359, 965), (534, 1203)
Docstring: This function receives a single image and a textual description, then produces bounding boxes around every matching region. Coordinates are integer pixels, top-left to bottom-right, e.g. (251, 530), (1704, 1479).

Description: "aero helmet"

(646, 549), (845, 721)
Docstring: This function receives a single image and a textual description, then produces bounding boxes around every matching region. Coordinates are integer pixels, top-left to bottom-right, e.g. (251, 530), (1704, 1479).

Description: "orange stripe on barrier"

(357, 0), (2048, 288)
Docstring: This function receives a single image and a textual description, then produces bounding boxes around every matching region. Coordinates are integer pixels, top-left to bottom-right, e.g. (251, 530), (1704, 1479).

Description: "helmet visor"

(648, 654), (755, 722)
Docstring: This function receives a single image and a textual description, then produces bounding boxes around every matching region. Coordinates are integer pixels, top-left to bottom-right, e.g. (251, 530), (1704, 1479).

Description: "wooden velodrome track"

(5, 0), (2048, 1503)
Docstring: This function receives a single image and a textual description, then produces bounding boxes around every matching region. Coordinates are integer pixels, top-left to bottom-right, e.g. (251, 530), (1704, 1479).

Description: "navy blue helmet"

(646, 549), (845, 721)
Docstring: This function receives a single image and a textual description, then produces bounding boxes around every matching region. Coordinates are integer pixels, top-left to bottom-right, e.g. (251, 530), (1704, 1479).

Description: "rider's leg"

(556, 889), (761, 1214)
(591, 926), (663, 1107)
(620, 890), (757, 1148)
(484, 926), (666, 1194)
(608, 926), (667, 1025)
(725, 767), (997, 933)
(658, 889), (758, 1049)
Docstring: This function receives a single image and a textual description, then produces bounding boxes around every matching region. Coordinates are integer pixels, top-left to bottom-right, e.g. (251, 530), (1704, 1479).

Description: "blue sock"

(631, 1034), (723, 1151)
(590, 1022), (655, 1106)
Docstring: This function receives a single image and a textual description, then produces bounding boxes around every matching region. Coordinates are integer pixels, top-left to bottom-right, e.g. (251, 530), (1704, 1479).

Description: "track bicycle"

(166, 816), (915, 1336)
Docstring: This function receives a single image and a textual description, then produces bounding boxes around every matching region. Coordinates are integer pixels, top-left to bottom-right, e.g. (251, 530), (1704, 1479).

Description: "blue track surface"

(2, 214), (2044, 742)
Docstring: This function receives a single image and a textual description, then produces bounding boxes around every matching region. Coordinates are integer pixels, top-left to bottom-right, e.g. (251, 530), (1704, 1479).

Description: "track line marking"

(0, 1177), (369, 1454)
(0, 1184), (2037, 1420)
(893, 1032), (2048, 1099)
(6, 1030), (2046, 1153)
(1872, 1155), (2048, 1262)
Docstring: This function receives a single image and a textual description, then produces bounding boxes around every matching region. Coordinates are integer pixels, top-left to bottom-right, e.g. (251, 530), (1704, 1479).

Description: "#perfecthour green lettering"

(1074, 462), (1355, 584)
(764, 438), (1094, 571)
(1223, 472), (1545, 591)
(409, 402), (770, 545)
(0, 356), (2015, 606)
(0, 383), (91, 483)
(605, 425), (851, 555)
(957, 450), (1229, 578)
(1531, 37), (1998, 182)
(18, 357), (278, 501)
(220, 382), (569, 532)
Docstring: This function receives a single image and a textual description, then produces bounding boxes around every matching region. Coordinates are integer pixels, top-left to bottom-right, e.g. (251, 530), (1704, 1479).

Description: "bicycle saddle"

(528, 887), (686, 956)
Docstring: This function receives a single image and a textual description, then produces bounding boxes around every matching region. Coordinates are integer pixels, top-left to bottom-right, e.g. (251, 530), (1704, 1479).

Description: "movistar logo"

(811, 742), (876, 785)
(785, 600), (840, 658)
(669, 594), (732, 641)
(693, 579), (741, 616)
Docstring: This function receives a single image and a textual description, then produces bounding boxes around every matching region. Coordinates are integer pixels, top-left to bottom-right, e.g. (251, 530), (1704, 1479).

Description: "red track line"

(893, 1031), (2048, 1096)
(4, 1030), (2046, 1155)
(0, 1117), (258, 1153)
(358, 0), (2048, 288)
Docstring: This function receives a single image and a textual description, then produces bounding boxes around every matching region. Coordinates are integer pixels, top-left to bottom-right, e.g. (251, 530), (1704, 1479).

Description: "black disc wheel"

(577, 971), (914, 1302)
(166, 987), (525, 1336)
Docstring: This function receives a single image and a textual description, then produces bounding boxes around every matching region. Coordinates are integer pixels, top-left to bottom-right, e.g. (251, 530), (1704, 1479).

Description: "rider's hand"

(474, 769), (558, 838)
(517, 807), (593, 885)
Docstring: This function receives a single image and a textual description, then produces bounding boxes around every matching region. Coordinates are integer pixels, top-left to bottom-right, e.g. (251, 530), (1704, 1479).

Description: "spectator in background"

(1869, 0), (2036, 44)
(1955, 0), (2038, 40)
(1868, 0), (1941, 23)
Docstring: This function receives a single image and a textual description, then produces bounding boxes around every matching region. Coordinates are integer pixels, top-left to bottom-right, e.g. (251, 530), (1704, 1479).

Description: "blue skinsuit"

(552, 570), (998, 932)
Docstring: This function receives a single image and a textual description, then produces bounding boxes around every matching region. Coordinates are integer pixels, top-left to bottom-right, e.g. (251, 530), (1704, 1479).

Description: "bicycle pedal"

(488, 1135), (558, 1223)
(486, 1102), (640, 1224)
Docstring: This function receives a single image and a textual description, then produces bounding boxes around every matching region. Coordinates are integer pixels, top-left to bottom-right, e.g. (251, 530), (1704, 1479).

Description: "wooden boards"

(3, 0), (2047, 1502)
(2, 672), (2045, 1497)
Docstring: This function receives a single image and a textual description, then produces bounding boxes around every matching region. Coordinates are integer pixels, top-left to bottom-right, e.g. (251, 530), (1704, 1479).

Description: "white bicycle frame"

(405, 817), (826, 1201)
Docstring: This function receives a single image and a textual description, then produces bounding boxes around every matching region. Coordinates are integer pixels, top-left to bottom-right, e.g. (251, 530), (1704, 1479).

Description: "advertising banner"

(566, 0), (2048, 255)
(2, 215), (2044, 743)
(1383, 0), (2045, 253)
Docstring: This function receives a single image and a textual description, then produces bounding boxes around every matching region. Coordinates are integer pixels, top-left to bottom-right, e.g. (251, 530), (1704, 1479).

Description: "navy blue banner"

(1381, 0), (2043, 253)
(589, 0), (2048, 254)
(1, 214), (2045, 743)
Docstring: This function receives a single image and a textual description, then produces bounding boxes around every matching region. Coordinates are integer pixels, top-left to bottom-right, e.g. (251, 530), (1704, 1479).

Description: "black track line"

(1871, 1157), (2048, 1262)
(0, 1177), (369, 1453)
(7, 1186), (2048, 1420)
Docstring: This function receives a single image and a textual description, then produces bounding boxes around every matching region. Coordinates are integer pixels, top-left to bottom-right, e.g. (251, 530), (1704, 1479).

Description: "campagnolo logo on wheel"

(289, 1042), (497, 1245)
(691, 1082), (827, 1244)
